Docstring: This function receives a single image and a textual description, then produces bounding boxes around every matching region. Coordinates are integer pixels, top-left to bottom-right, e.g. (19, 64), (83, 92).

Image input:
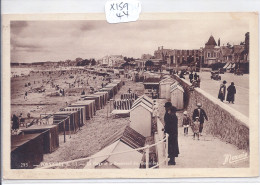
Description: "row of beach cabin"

(11, 79), (124, 169)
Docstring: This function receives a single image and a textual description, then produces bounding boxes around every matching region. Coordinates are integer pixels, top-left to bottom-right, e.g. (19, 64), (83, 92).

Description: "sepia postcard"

(2, 12), (259, 179)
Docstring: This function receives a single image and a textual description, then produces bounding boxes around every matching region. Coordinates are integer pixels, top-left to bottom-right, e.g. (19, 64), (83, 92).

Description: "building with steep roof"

(220, 46), (233, 63)
(203, 35), (221, 65)
(233, 45), (245, 63)
(205, 35), (217, 49)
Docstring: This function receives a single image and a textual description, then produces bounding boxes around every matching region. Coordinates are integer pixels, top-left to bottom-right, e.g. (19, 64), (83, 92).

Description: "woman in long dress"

(226, 82), (236, 104)
(218, 80), (227, 102)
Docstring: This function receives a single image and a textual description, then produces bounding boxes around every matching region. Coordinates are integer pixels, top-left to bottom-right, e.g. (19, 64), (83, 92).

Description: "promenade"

(184, 71), (249, 117)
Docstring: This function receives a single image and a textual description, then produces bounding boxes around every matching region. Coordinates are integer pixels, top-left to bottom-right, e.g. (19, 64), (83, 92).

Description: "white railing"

(156, 117), (165, 140)
(154, 117), (168, 168)
(39, 134), (169, 169)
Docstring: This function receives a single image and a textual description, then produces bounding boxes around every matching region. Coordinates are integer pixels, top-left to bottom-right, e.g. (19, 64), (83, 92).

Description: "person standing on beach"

(12, 114), (19, 132)
(24, 91), (28, 100)
(218, 80), (227, 102)
(226, 82), (236, 104)
(164, 102), (179, 165)
(192, 103), (208, 136)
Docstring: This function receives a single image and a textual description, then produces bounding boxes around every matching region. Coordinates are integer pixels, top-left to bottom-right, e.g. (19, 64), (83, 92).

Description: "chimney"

(161, 46), (163, 50)
(158, 47), (160, 50)
(218, 38), (220, 46)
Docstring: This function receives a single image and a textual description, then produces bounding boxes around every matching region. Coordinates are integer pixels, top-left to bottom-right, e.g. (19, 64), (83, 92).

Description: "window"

(208, 52), (210, 57)
(214, 53), (216, 57)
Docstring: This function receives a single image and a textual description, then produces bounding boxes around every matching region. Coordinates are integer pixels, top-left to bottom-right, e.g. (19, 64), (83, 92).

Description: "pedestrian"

(192, 103), (208, 136)
(194, 73), (198, 81)
(226, 82), (236, 104)
(179, 71), (185, 79)
(81, 90), (85, 95)
(189, 71), (194, 83)
(182, 111), (191, 136)
(218, 80), (227, 102)
(164, 102), (179, 165)
(18, 113), (23, 127)
(27, 112), (31, 119)
(24, 91), (28, 100)
(191, 117), (200, 140)
(11, 114), (19, 131)
(196, 76), (201, 88)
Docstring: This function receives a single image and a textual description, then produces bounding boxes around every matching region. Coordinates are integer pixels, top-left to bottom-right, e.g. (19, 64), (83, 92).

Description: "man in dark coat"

(192, 103), (208, 135)
(164, 103), (179, 165)
(226, 82), (236, 104)
(179, 70), (185, 79)
(194, 73), (198, 81)
(189, 72), (194, 83)
(218, 80), (227, 102)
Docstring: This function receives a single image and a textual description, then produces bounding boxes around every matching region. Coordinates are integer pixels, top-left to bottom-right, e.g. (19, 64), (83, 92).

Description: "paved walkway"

(184, 72), (249, 117)
(156, 99), (249, 168)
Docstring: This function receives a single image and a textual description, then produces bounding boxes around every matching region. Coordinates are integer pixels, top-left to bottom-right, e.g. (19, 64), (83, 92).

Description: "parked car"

(218, 68), (225, 74)
(210, 71), (221, 80)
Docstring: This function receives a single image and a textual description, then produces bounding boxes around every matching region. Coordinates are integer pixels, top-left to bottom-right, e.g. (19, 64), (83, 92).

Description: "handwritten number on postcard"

(105, 0), (141, 23)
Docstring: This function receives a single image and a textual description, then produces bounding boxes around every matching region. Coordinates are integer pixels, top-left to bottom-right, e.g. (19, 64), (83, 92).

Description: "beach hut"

(113, 99), (135, 110)
(159, 77), (176, 100)
(84, 126), (145, 169)
(132, 94), (153, 110)
(53, 110), (80, 134)
(69, 100), (95, 119)
(130, 102), (153, 137)
(143, 78), (160, 99)
(20, 125), (59, 154)
(11, 133), (44, 169)
(87, 94), (104, 109)
(170, 83), (184, 110)
(83, 95), (101, 110)
(106, 84), (118, 96)
(95, 91), (109, 105)
(121, 93), (137, 100)
(99, 87), (114, 100)
(62, 106), (86, 126)
(93, 93), (106, 108)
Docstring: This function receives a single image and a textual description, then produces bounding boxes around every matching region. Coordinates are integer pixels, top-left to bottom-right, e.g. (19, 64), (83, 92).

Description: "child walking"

(192, 117), (200, 140)
(182, 111), (191, 136)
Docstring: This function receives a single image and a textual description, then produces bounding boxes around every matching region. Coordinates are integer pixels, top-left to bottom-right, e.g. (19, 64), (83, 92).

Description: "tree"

(145, 60), (154, 71)
(75, 57), (83, 63)
(145, 60), (154, 66)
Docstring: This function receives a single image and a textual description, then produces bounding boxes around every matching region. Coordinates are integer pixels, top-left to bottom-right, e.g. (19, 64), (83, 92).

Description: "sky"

(11, 20), (249, 63)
